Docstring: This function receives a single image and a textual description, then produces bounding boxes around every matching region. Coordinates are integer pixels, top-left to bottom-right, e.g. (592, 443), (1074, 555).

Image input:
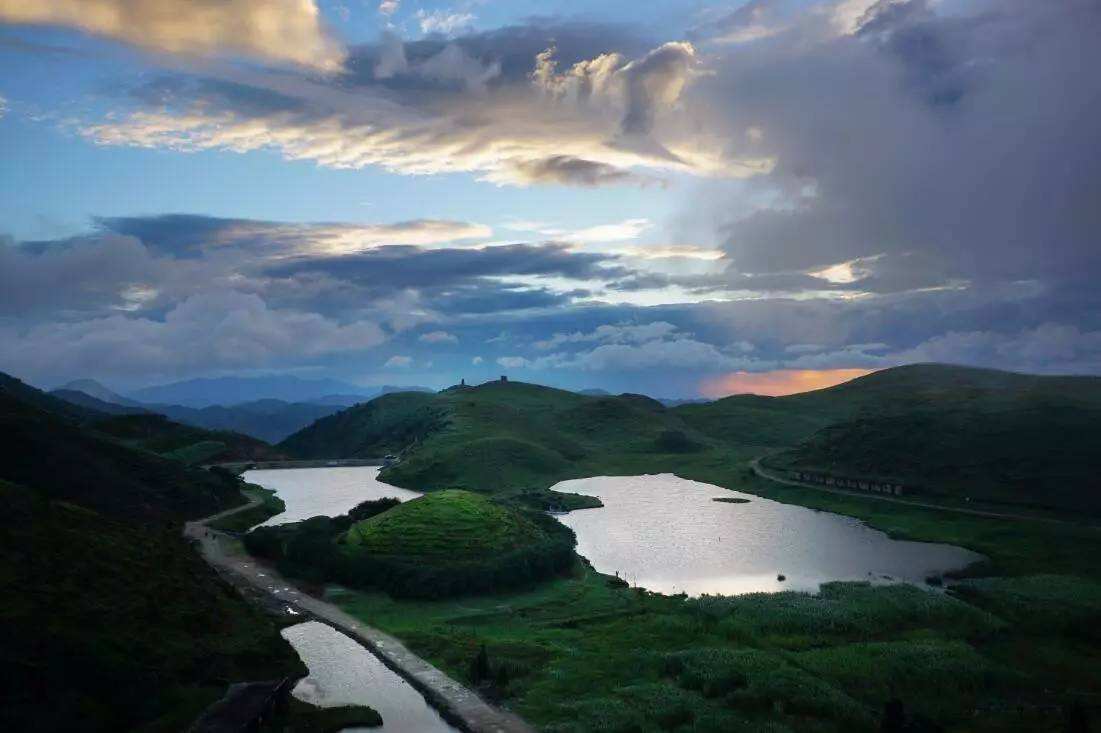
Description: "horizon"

(37, 361), (1097, 404)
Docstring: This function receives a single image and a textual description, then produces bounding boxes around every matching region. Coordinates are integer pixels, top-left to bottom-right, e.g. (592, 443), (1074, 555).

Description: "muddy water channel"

(245, 467), (452, 731)
(554, 474), (984, 595)
(282, 622), (459, 733)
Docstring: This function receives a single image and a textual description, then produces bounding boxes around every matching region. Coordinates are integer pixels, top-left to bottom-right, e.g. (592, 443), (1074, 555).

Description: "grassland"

(268, 367), (1101, 730)
(344, 490), (543, 557)
(282, 365), (1101, 517)
(330, 553), (1101, 732)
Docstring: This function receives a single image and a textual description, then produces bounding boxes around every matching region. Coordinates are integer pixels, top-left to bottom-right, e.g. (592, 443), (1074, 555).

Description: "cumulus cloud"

(378, 0), (399, 16)
(471, 355), (484, 365)
(417, 10), (474, 36)
(384, 355), (413, 368)
(419, 330), (458, 344)
(75, 28), (749, 186)
(503, 321), (759, 372)
(534, 321), (679, 350)
(0, 0), (345, 70)
(0, 291), (385, 382)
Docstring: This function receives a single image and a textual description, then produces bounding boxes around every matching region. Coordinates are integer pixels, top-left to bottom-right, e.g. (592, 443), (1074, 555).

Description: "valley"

(4, 364), (1101, 732)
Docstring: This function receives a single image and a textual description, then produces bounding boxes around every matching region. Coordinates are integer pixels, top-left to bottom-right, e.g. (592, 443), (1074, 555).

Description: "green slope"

(0, 373), (309, 731)
(280, 365), (1101, 515)
(0, 389), (247, 522)
(0, 479), (304, 732)
(91, 412), (285, 465)
(344, 489), (544, 558)
(279, 390), (447, 458)
(280, 380), (715, 494)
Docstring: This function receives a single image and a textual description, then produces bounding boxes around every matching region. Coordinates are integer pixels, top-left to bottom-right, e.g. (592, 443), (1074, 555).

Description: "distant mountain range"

(49, 376), (434, 443)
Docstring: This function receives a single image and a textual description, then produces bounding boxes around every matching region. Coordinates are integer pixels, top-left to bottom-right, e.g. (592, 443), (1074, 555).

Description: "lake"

(282, 621), (459, 733)
(244, 466), (421, 526)
(554, 474), (984, 595)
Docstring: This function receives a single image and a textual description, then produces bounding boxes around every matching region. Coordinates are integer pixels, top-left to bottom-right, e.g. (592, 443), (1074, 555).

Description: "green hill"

(279, 390), (446, 459)
(0, 387), (248, 522)
(281, 380), (714, 493)
(0, 373), (306, 730)
(246, 488), (576, 598)
(279, 365), (1101, 515)
(766, 398), (1101, 514)
(91, 413), (284, 465)
(344, 489), (544, 558)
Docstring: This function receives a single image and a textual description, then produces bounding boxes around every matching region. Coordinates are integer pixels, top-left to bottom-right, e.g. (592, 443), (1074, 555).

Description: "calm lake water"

(282, 621), (459, 733)
(243, 466), (421, 526)
(554, 474), (984, 595)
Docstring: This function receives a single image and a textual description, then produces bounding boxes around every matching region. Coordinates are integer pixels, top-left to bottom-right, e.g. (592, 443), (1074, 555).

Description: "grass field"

(331, 554), (1101, 732)
(344, 489), (543, 558)
(323, 441), (1101, 731)
(264, 367), (1101, 729)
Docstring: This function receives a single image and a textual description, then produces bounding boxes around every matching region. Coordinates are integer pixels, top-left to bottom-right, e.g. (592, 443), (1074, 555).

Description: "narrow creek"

(242, 466), (454, 731)
(281, 621), (459, 733)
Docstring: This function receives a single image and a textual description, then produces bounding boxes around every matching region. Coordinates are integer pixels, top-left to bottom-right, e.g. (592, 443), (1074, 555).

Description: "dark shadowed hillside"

(723, 364), (1101, 514)
(0, 385), (249, 522)
(0, 373), (305, 731)
(91, 412), (285, 465)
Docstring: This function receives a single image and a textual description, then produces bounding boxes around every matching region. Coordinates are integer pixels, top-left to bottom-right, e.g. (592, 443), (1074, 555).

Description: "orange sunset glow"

(700, 368), (877, 398)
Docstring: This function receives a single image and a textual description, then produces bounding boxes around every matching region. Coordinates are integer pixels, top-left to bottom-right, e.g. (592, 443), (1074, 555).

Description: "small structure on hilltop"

(500, 375), (508, 382)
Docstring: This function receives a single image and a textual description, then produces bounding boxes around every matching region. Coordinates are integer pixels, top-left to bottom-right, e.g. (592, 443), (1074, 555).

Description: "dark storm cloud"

(705, 0), (1101, 293)
(267, 242), (625, 289)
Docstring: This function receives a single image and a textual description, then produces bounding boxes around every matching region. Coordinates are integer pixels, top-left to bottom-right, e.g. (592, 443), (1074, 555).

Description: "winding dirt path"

(184, 501), (534, 733)
(749, 458), (1091, 527)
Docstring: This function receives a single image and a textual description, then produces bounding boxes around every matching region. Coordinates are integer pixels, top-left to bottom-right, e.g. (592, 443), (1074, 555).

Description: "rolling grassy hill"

(0, 373), (307, 731)
(343, 489), (544, 558)
(0, 385), (249, 521)
(279, 390), (446, 459)
(281, 365), (1101, 515)
(280, 380), (716, 494)
(91, 413), (284, 465)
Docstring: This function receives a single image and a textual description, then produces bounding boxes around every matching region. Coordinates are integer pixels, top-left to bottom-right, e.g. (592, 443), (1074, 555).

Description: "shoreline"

(184, 498), (533, 733)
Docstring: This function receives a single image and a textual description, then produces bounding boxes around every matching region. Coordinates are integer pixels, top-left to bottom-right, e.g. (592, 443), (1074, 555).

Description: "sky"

(0, 0), (1098, 398)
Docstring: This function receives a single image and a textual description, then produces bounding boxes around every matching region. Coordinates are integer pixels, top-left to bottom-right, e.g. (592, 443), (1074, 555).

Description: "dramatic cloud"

(0, 291), (385, 382)
(75, 28), (754, 186)
(0, 0), (345, 70)
(701, 0), (1101, 297)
